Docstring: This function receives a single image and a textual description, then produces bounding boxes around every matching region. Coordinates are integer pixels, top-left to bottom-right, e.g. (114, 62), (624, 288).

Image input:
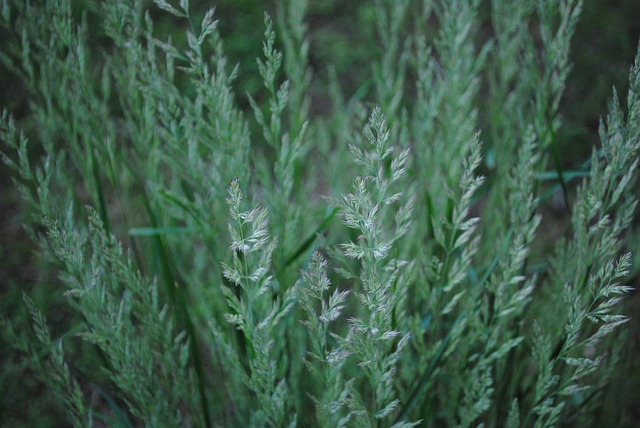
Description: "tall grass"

(1, 0), (639, 426)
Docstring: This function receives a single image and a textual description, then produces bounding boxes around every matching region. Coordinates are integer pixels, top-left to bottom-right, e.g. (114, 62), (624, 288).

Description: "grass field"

(1, 0), (639, 426)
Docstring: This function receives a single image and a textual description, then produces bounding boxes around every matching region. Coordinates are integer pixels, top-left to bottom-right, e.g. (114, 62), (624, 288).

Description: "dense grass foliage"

(1, 0), (639, 426)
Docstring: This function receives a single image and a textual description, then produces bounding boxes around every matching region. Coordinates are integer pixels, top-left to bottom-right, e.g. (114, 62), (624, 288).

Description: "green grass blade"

(128, 226), (195, 236)
(278, 207), (339, 272)
(91, 384), (135, 428)
(156, 188), (206, 228)
(475, 227), (514, 288)
(90, 151), (111, 234)
(536, 169), (590, 181)
(547, 114), (571, 212)
(141, 195), (212, 428)
(395, 314), (465, 423)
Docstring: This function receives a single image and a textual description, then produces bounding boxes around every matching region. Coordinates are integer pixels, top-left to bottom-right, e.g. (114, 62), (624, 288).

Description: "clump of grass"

(1, 0), (639, 426)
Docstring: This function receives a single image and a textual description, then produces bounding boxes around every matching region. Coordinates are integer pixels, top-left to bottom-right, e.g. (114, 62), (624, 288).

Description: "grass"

(1, 0), (639, 426)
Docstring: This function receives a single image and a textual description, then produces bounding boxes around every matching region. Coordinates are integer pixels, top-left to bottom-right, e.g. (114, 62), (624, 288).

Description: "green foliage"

(1, 0), (639, 426)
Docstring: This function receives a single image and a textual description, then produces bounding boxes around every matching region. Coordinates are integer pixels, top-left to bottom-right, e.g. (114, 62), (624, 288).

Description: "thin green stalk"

(395, 314), (464, 424)
(142, 195), (212, 428)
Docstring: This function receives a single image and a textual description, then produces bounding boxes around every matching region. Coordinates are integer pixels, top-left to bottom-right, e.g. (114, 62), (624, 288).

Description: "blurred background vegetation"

(1, 0), (639, 426)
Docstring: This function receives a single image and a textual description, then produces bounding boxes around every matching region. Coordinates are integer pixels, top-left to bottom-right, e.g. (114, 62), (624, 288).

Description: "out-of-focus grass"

(561, 0), (640, 164)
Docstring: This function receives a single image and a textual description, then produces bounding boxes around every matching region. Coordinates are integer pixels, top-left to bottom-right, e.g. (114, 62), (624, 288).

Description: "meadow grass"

(1, 0), (639, 426)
